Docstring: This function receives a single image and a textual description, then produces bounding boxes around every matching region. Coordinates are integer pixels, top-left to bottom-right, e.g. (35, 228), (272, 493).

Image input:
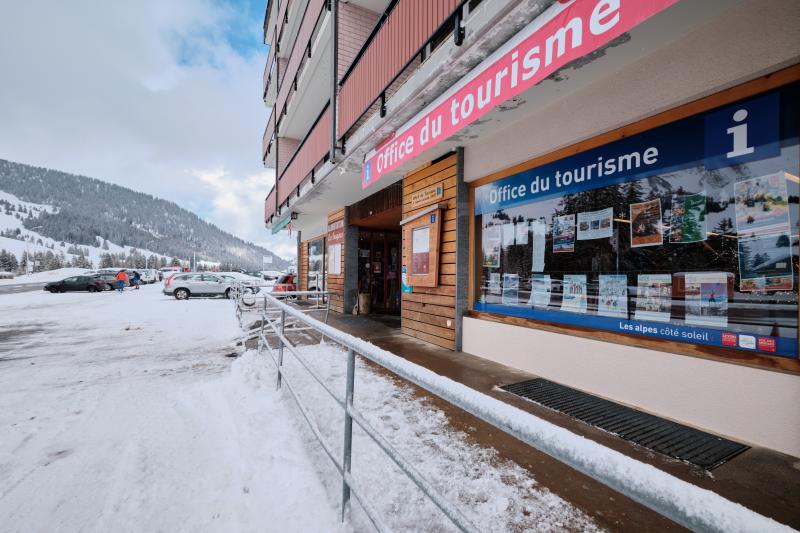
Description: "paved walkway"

(326, 312), (800, 532)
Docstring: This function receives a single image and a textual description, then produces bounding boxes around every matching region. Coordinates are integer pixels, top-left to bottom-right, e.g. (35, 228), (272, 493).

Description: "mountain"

(0, 159), (286, 271)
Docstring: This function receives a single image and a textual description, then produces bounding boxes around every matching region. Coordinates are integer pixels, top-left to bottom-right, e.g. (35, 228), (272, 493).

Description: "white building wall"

(463, 317), (800, 458)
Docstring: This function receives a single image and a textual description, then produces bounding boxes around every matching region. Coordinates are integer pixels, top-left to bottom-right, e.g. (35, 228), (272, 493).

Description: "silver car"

(163, 272), (234, 300)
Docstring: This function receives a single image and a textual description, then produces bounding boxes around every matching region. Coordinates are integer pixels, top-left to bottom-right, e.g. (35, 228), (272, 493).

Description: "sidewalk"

(325, 312), (800, 532)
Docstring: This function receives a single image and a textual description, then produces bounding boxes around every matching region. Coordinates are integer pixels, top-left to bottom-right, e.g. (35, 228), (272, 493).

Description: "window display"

(473, 84), (799, 359)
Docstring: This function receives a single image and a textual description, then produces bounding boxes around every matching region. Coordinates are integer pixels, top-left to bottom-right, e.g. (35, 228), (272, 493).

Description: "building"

(261, 0), (800, 458)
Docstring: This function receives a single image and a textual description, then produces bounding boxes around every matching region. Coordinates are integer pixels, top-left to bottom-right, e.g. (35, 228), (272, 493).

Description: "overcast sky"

(0, 0), (297, 259)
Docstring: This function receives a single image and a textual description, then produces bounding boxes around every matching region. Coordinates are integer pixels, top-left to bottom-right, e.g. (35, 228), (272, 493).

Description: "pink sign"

(362, 0), (678, 188)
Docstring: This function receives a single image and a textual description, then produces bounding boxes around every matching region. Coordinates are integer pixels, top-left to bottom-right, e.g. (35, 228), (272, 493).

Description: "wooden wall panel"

(401, 153), (458, 350)
(298, 239), (309, 292)
(327, 209), (346, 313)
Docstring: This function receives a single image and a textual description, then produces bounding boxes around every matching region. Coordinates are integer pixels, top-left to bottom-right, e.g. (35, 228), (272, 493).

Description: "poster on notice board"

(630, 199), (663, 248)
(577, 208), (613, 240)
(553, 214), (575, 253)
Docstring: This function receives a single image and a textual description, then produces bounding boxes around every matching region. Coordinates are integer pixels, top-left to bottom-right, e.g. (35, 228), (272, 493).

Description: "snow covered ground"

(0, 282), (605, 532)
(0, 285), (343, 532)
(0, 267), (90, 286)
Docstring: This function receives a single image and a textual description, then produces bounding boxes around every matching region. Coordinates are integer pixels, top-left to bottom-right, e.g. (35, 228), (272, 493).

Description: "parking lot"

(0, 284), (343, 532)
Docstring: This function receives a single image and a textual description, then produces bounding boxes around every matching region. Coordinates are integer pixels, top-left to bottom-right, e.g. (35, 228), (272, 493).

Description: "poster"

(502, 274), (519, 305)
(531, 220), (546, 273)
(685, 272), (729, 328)
(488, 272), (501, 296)
(577, 208), (613, 240)
(553, 214), (575, 253)
(734, 172), (790, 238)
(738, 232), (793, 291)
(598, 274), (628, 318)
(482, 225), (501, 268)
(411, 226), (430, 274)
(515, 222), (529, 245)
(502, 223), (515, 247)
(327, 243), (342, 275)
(670, 193), (707, 243)
(527, 274), (552, 308)
(560, 274), (587, 313)
(401, 265), (412, 293)
(634, 274), (672, 323)
(630, 199), (663, 247)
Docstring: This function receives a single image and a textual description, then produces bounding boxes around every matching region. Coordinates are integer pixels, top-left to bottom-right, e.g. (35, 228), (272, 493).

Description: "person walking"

(115, 270), (128, 292)
(132, 270), (141, 290)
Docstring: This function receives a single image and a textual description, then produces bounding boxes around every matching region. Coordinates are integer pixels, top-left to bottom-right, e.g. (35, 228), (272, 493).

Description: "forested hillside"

(0, 159), (285, 270)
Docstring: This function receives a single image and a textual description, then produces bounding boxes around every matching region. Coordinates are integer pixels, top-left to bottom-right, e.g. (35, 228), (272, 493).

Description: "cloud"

(0, 0), (295, 258)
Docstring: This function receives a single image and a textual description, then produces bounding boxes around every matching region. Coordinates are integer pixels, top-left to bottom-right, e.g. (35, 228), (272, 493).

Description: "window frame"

(467, 66), (800, 374)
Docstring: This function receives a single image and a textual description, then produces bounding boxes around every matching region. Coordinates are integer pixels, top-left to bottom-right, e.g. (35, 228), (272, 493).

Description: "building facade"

(261, 0), (800, 457)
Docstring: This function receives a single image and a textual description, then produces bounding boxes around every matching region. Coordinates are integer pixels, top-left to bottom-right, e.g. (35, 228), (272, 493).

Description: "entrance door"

(357, 230), (401, 315)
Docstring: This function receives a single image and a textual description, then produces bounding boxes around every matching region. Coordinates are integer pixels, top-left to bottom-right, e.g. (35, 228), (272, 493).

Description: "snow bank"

(0, 286), (343, 533)
(0, 267), (90, 285)
(245, 340), (601, 532)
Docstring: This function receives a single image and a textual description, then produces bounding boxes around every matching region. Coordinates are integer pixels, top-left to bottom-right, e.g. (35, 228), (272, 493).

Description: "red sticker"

(721, 333), (738, 347)
(758, 337), (777, 352)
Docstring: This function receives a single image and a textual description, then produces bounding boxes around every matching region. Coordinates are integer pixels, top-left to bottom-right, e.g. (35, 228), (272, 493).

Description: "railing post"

(276, 308), (286, 390)
(340, 347), (355, 522)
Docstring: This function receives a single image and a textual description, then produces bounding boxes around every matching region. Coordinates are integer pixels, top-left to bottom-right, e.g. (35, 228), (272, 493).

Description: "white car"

(140, 269), (158, 284)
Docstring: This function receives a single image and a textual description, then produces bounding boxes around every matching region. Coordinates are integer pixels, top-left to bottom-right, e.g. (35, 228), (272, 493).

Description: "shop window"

(308, 237), (325, 292)
(473, 83), (799, 361)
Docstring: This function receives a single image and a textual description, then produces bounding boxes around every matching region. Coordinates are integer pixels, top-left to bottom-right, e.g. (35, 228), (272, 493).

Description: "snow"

(248, 342), (602, 532)
(260, 294), (797, 533)
(0, 267), (90, 285)
(0, 285), (343, 532)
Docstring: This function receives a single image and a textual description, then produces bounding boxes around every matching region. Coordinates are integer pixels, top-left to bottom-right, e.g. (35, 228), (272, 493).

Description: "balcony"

(264, 186), (277, 224)
(262, 110), (276, 167)
(337, 0), (463, 139)
(263, 57), (277, 105)
(276, 103), (331, 208)
(276, 0), (327, 125)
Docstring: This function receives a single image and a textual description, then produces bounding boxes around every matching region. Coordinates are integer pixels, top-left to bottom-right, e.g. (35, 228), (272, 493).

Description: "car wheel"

(224, 288), (232, 299)
(106, 283), (114, 291)
(174, 288), (190, 300)
(87, 285), (97, 293)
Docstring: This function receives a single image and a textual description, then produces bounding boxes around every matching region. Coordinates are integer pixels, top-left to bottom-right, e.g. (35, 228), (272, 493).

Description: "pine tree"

(100, 253), (113, 268)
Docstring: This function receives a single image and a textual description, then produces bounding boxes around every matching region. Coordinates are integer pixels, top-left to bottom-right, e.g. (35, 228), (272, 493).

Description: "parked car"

(272, 273), (297, 293)
(44, 275), (107, 293)
(140, 269), (158, 284)
(92, 268), (133, 291)
(163, 272), (235, 300)
(159, 267), (182, 280)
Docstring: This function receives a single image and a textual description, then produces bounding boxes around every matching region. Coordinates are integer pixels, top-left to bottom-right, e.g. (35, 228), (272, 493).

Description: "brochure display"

(502, 274), (519, 305)
(502, 223), (515, 247)
(528, 274), (552, 308)
(634, 274), (672, 323)
(685, 272), (729, 328)
(598, 274), (628, 318)
(577, 208), (613, 240)
(560, 275), (587, 314)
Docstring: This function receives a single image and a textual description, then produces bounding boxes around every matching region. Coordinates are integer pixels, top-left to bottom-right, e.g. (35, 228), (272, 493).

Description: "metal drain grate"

(501, 378), (748, 470)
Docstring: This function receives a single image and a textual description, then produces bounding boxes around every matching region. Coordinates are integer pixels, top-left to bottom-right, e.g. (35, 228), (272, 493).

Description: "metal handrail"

(250, 292), (791, 533)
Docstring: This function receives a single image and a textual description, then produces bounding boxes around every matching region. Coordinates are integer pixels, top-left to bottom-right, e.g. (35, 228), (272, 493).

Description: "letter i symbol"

(726, 109), (754, 158)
